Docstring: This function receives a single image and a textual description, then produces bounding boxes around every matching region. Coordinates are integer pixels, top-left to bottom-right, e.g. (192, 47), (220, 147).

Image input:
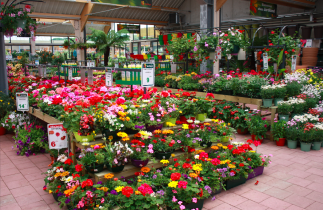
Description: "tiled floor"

(1, 133), (323, 210)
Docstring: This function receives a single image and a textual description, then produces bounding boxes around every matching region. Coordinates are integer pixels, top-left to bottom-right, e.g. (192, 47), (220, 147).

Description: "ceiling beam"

(292, 0), (316, 5)
(260, 0), (314, 9)
(216, 0), (227, 11)
(89, 16), (168, 25)
(80, 2), (94, 32)
(30, 12), (80, 20)
(104, 24), (111, 34)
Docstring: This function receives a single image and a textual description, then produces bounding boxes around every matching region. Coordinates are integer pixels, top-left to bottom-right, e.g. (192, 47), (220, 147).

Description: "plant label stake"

(47, 124), (68, 150)
(88, 68), (93, 85)
(305, 39), (312, 48)
(263, 53), (268, 70)
(141, 63), (155, 87)
(68, 67), (73, 81)
(105, 67), (113, 87)
(16, 92), (29, 112)
(291, 55), (297, 71)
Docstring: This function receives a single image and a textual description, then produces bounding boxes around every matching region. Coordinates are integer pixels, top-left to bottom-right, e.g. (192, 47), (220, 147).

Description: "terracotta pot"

(314, 26), (323, 39)
(301, 26), (312, 39)
(302, 57), (318, 66)
(237, 128), (248, 135)
(251, 134), (263, 143)
(0, 127), (6, 136)
(276, 138), (286, 146)
(302, 48), (319, 57)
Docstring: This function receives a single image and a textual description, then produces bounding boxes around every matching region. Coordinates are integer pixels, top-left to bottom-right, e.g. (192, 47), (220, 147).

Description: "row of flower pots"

(275, 138), (323, 152)
(262, 98), (284, 107)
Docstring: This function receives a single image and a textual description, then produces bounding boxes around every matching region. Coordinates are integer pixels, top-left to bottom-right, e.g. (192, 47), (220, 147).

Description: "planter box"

(247, 166), (264, 180)
(224, 176), (247, 190)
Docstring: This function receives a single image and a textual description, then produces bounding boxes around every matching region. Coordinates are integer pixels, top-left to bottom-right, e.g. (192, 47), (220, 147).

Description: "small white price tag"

(48, 124), (68, 149)
(305, 39), (312, 48)
(169, 55), (174, 61)
(68, 68), (73, 81)
(291, 55), (297, 71)
(6, 55), (12, 60)
(263, 53), (268, 70)
(115, 63), (119, 68)
(105, 68), (113, 87)
(227, 54), (232, 60)
(16, 92), (29, 111)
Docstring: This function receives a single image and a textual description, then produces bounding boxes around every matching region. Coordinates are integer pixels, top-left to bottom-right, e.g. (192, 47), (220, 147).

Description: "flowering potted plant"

(0, 92), (15, 135)
(79, 144), (105, 173)
(260, 85), (274, 107)
(151, 129), (177, 160)
(219, 28), (250, 57)
(195, 97), (213, 121)
(231, 108), (250, 134)
(129, 138), (153, 167)
(289, 97), (306, 117)
(138, 101), (167, 131)
(73, 114), (95, 143)
(285, 120), (299, 149)
(177, 124), (200, 153)
(277, 101), (292, 121)
(271, 120), (287, 146)
(272, 84), (287, 106)
(104, 139), (133, 172)
(246, 113), (269, 142)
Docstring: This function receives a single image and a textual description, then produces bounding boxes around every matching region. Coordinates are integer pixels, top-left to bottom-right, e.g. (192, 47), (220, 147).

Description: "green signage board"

(117, 24), (140, 33)
(250, 0), (277, 18)
(92, 0), (152, 7)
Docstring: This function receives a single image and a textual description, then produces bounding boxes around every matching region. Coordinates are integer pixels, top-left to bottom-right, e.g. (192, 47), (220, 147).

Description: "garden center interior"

(1, 0), (323, 210)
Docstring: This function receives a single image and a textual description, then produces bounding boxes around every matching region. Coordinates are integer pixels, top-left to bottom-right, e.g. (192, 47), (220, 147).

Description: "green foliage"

(271, 120), (286, 141)
(246, 114), (269, 139)
(167, 36), (195, 62)
(0, 92), (15, 118)
(286, 81), (302, 97)
(277, 101), (292, 115)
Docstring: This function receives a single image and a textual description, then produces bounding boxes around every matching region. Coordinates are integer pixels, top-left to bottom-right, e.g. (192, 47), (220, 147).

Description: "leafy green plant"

(271, 120), (286, 141)
(277, 101), (292, 115)
(0, 92), (15, 119)
(167, 36), (195, 62)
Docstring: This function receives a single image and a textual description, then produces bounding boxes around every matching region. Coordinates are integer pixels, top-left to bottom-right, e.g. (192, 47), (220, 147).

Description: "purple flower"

(221, 173), (226, 178)
(65, 198), (71, 204)
(97, 181), (103, 184)
(186, 134), (190, 138)
(57, 192), (64, 197)
(25, 152), (29, 157)
(152, 175), (157, 179)
(183, 174), (188, 179)
(157, 190), (165, 196)
(110, 190), (117, 195)
(229, 172), (235, 176)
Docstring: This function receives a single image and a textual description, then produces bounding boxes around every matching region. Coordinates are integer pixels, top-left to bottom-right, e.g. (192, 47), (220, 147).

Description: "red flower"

(57, 185), (61, 189)
(64, 159), (73, 165)
(182, 163), (192, 169)
(271, 31), (275, 34)
(206, 93), (214, 98)
(239, 163), (245, 167)
(174, 162), (180, 167)
(198, 188), (203, 197)
(25, 5), (31, 9)
(122, 186), (133, 198)
(174, 158), (178, 162)
(247, 158), (251, 161)
(153, 140), (157, 143)
(75, 164), (83, 172)
(69, 152), (74, 157)
(227, 145), (234, 150)
(81, 179), (93, 188)
(72, 174), (80, 179)
(246, 139), (253, 144)
(171, 173), (181, 181)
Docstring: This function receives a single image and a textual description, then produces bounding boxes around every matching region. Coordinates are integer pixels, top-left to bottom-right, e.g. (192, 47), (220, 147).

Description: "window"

(52, 37), (68, 44)
(35, 46), (52, 52)
(152, 41), (158, 54)
(132, 43), (139, 54)
(125, 44), (130, 53)
(5, 37), (10, 43)
(36, 36), (51, 44)
(11, 36), (30, 44)
(147, 25), (154, 39)
(12, 46), (30, 53)
(155, 28), (160, 38)
(140, 25), (147, 39)
(158, 45), (164, 55)
(53, 46), (67, 54)
(141, 41), (150, 54)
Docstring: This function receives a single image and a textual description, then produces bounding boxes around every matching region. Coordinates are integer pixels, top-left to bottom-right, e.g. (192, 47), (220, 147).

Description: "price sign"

(48, 124), (68, 149)
(16, 93), (29, 111)
(141, 63), (155, 87)
(263, 53), (268, 70)
(305, 39), (312, 48)
(105, 68), (113, 87)
(121, 71), (126, 81)
(115, 63), (119, 68)
(87, 61), (95, 67)
(169, 55), (174, 61)
(126, 71), (131, 81)
(68, 67), (73, 81)
(88, 69), (93, 85)
(6, 55), (12, 60)
(35, 60), (39, 65)
(291, 55), (297, 71)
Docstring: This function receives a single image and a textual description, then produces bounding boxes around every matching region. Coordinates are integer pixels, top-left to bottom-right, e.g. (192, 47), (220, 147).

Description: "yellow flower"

(171, 154), (175, 157)
(54, 172), (62, 177)
(115, 186), (124, 192)
(204, 123), (210, 126)
(160, 159), (169, 164)
(249, 151), (256, 153)
(117, 132), (128, 138)
(122, 137), (130, 141)
(108, 136), (113, 140)
(182, 124), (189, 129)
(135, 191), (141, 195)
(211, 146), (219, 150)
(189, 173), (198, 178)
(154, 129), (162, 134)
(49, 190), (53, 194)
(228, 164), (236, 168)
(118, 111), (127, 117)
(166, 122), (175, 127)
(222, 146), (228, 149)
(168, 181), (178, 188)
(179, 111), (182, 113)
(125, 117), (130, 121)
(98, 187), (109, 192)
(192, 164), (202, 171)
(217, 143), (223, 147)
(162, 130), (174, 134)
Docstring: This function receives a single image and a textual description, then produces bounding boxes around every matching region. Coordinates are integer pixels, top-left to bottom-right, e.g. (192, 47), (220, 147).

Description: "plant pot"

(301, 26), (312, 39)
(180, 146), (195, 153)
(251, 134), (256, 140)
(52, 193), (59, 202)
(302, 48), (319, 57)
(200, 141), (212, 148)
(73, 132), (94, 143)
(300, 142), (311, 152)
(17, 19), (27, 29)
(167, 199), (204, 210)
(232, 45), (240, 53)
(302, 57), (318, 66)
(85, 163), (104, 173)
(287, 140), (297, 149)
(195, 113), (206, 122)
(262, 99), (273, 108)
(106, 164), (125, 172)
(314, 26), (323, 39)
(247, 166), (264, 180)
(163, 118), (177, 127)
(211, 186), (222, 196)
(145, 124), (163, 132)
(321, 140), (323, 147)
(276, 138), (286, 146)
(224, 176), (247, 190)
(221, 136), (230, 143)
(131, 159), (149, 168)
(312, 142), (321, 151)
(102, 130), (119, 140)
(0, 127), (6, 135)
(124, 128), (138, 135)
(237, 128), (248, 135)
(155, 151), (173, 160)
(274, 98), (283, 106)
(279, 114), (289, 122)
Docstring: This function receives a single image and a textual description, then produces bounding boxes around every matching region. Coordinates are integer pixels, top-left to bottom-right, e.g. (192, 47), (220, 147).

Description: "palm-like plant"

(88, 28), (129, 65)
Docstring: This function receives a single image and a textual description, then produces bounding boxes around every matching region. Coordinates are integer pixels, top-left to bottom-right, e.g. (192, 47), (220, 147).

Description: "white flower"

(57, 154), (68, 163)
(194, 155), (199, 160)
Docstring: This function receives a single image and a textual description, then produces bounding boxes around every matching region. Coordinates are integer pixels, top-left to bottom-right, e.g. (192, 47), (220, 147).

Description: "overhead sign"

(16, 93), (29, 112)
(141, 63), (155, 87)
(91, 0), (152, 7)
(250, 1), (277, 18)
(48, 124), (68, 149)
(117, 24), (140, 33)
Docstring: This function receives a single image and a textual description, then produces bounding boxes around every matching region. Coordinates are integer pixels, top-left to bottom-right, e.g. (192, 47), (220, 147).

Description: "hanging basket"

(17, 19), (27, 29)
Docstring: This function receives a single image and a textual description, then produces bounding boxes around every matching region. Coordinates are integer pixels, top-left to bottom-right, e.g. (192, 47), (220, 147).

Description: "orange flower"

(104, 173), (114, 179)
(134, 133), (141, 138)
(141, 167), (150, 173)
(211, 146), (219, 150)
(189, 173), (198, 178)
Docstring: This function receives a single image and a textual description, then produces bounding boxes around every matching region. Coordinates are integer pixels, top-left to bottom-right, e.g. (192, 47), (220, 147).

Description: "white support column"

(71, 20), (85, 62)
(30, 37), (36, 55)
(213, 1), (220, 74)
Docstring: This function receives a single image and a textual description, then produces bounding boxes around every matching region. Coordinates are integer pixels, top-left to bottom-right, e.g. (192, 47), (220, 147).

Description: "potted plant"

(231, 108), (249, 134)
(312, 124), (322, 151)
(195, 97), (212, 121)
(177, 124), (200, 153)
(246, 114), (269, 143)
(260, 85), (274, 107)
(104, 139), (133, 172)
(129, 138), (152, 167)
(290, 98), (306, 118)
(285, 121), (298, 149)
(277, 101), (292, 121)
(79, 144), (105, 173)
(151, 129), (177, 160)
(271, 120), (287, 146)
(137, 101), (167, 132)
(161, 97), (181, 127)
(0, 92), (15, 135)
(300, 123), (315, 152)
(273, 84), (287, 106)
(73, 114), (95, 143)
(219, 28), (250, 57)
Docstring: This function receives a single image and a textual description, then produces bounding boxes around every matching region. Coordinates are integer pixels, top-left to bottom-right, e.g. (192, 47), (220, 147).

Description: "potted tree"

(272, 120), (287, 146)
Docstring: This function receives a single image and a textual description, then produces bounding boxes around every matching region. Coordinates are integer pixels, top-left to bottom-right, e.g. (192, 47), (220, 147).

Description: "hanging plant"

(0, 0), (42, 39)
(219, 28), (250, 57)
(194, 33), (219, 62)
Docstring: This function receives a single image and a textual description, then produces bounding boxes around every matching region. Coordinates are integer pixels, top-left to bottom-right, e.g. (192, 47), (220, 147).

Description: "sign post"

(16, 92), (29, 112)
(263, 53), (268, 70)
(48, 123), (68, 150)
(68, 67), (73, 81)
(88, 68), (93, 85)
(105, 67), (113, 86)
(141, 63), (155, 87)
(291, 55), (297, 71)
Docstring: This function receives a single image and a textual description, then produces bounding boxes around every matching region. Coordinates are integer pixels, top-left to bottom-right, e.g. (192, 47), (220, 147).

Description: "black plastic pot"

(106, 164), (125, 172)
(302, 27), (312, 39)
(224, 176), (247, 190)
(155, 151), (173, 160)
(85, 164), (104, 173)
(53, 193), (59, 202)
(200, 141), (212, 148)
(314, 26), (323, 39)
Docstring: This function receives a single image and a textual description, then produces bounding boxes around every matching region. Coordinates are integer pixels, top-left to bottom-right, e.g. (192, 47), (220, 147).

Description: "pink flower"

(180, 205), (185, 210)
(192, 197), (197, 203)
(101, 198), (104, 203)
(172, 196), (178, 202)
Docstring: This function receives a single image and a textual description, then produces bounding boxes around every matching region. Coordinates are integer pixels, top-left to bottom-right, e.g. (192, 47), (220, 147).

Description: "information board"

(16, 92), (29, 112)
(141, 63), (155, 87)
(105, 68), (113, 86)
(48, 124), (68, 149)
